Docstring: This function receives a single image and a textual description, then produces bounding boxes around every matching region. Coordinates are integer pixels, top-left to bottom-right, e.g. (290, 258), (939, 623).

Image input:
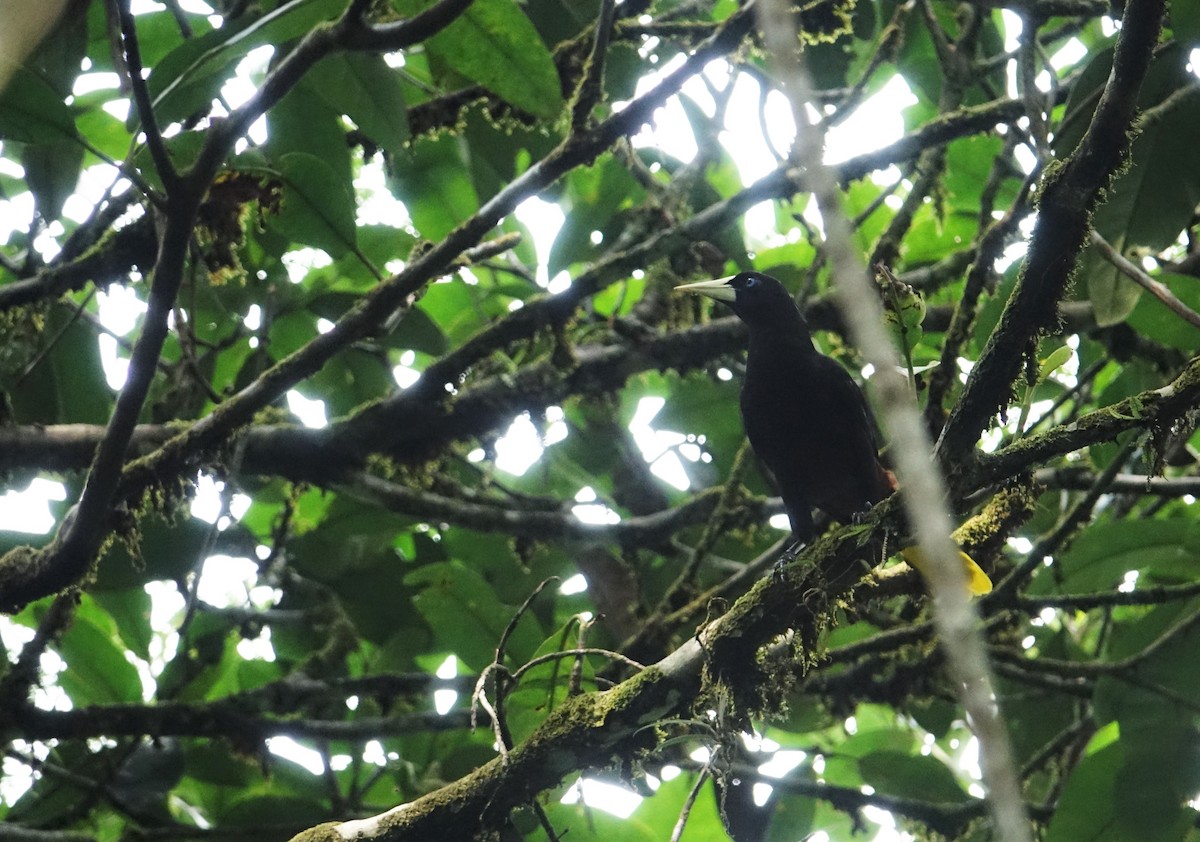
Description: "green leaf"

(1046, 735), (1194, 842)
(96, 516), (214, 590)
(133, 131), (206, 191)
(149, 0), (345, 125)
(269, 152), (357, 257)
(1083, 242), (1144, 327)
(267, 309), (320, 359)
(147, 27), (244, 127)
(592, 276), (646, 318)
(126, 10), (216, 67)
(505, 620), (599, 741)
(75, 101), (136, 162)
(543, 793), (660, 842)
(418, 278), (489, 343)
(5, 304), (111, 425)
(765, 791), (818, 842)
(92, 587), (154, 661)
(1044, 740), (1126, 842)
(220, 793), (328, 826)
(388, 134), (480, 240)
(185, 743), (258, 788)
(0, 68), (77, 143)
(838, 724), (919, 758)
(652, 371), (744, 479)
(462, 107), (557, 201)
(400, 0), (563, 119)
(266, 84), (353, 190)
(1038, 345), (1073, 383)
(1126, 271), (1200, 350)
(107, 739), (184, 820)
(1113, 724), (1200, 841)
(309, 349), (392, 417)
(327, 557), (412, 644)
(54, 604), (143, 704)
(857, 751), (972, 804)
(1074, 46), (1200, 325)
(1095, 601), (1200, 721)
(289, 497), (407, 583)
(307, 54), (409, 156)
(523, 0), (600, 46)
(386, 305), (449, 355)
(619, 773), (727, 841)
(5, 743), (98, 824)
(908, 697), (957, 739)
(548, 156), (644, 275)
(1170, 0), (1200, 47)
(942, 132), (1008, 213)
(897, 15), (942, 106)
(997, 633), (1085, 766)
(405, 562), (544, 671)
(902, 207), (978, 267)
(1035, 518), (1200, 593)
(27, 138), (90, 223)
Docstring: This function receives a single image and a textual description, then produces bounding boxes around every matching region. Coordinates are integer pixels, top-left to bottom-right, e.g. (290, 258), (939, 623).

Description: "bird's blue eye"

(744, 275), (758, 288)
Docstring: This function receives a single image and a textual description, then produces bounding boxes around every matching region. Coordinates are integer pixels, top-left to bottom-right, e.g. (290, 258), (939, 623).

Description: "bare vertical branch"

(750, 1), (1032, 839)
(111, 0), (178, 192)
(570, 0), (618, 133)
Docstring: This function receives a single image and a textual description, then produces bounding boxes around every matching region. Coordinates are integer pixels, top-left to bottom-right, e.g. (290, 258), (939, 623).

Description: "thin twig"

(1090, 230), (1200, 329)
(1015, 576), (1200, 611)
(473, 577), (559, 764)
(497, 578), (559, 667)
(112, 0), (178, 191)
(1033, 467), (1200, 496)
(669, 766), (711, 842)
(571, 0), (618, 132)
(511, 648), (646, 681)
(0, 592), (78, 713)
(13, 289), (98, 386)
(568, 615), (595, 697)
(663, 439), (753, 598)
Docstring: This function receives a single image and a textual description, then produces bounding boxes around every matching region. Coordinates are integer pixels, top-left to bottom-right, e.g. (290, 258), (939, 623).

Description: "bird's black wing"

(805, 355), (895, 515)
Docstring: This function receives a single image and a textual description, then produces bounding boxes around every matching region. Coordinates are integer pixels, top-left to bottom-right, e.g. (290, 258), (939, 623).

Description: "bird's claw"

(773, 539), (804, 581)
(772, 559), (788, 582)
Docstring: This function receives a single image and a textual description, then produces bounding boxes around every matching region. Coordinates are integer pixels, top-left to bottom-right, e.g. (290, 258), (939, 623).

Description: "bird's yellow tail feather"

(900, 546), (992, 596)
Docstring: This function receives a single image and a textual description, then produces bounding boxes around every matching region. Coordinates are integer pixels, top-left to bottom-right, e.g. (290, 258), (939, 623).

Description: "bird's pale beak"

(673, 276), (736, 303)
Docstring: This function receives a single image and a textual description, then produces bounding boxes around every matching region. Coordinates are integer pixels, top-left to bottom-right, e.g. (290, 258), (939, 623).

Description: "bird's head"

(674, 271), (804, 332)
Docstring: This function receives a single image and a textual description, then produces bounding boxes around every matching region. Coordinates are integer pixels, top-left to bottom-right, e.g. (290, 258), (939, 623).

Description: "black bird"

(675, 271), (990, 595)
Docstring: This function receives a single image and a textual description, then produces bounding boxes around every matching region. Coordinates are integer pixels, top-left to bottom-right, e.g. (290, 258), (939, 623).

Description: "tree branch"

(1033, 467), (1200, 496)
(969, 354), (1200, 492)
(0, 214), (157, 311)
(10, 671), (475, 742)
(338, 470), (764, 548)
(1090, 230), (1200, 329)
(288, 519), (890, 841)
(0, 0), (482, 612)
(1, 323), (1192, 533)
(15, 706), (471, 743)
(112, 0), (177, 192)
(107, 5), (758, 538)
(936, 0), (1168, 466)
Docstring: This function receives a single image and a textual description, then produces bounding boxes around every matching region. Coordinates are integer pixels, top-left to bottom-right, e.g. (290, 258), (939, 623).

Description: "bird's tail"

(900, 546), (992, 596)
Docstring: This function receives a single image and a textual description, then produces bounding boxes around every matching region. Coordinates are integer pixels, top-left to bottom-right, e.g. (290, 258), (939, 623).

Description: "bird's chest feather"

(741, 343), (846, 438)
(741, 366), (851, 467)
(739, 341), (888, 516)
